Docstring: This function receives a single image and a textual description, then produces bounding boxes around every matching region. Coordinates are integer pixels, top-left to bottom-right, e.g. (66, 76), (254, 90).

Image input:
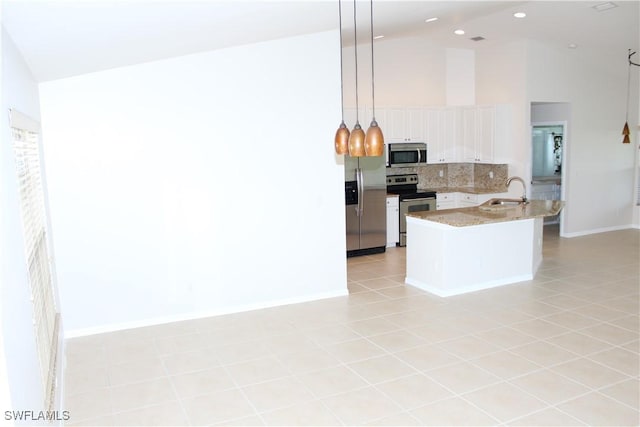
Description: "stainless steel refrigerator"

(345, 155), (386, 257)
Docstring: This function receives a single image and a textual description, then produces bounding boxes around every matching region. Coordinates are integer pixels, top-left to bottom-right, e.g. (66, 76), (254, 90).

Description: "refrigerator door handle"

(358, 168), (364, 216)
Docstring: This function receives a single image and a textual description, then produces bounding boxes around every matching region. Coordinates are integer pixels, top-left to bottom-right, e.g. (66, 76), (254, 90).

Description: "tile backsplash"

(473, 163), (508, 190)
(387, 163), (508, 191)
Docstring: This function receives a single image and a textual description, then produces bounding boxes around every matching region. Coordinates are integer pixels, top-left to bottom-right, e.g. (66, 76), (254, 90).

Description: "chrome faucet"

(506, 176), (528, 203)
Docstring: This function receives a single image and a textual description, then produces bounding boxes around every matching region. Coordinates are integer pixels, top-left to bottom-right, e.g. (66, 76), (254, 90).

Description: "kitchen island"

(405, 200), (564, 297)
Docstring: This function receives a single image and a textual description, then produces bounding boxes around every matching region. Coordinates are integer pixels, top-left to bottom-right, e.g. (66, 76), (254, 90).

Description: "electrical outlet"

(489, 171), (494, 179)
(439, 170), (444, 178)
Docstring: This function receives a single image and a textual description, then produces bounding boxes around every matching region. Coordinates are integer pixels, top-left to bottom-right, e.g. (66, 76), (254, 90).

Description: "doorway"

(531, 121), (567, 234)
(531, 101), (570, 237)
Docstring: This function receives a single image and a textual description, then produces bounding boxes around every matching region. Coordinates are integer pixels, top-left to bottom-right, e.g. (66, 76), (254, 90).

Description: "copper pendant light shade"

(349, 122), (366, 157)
(365, 119), (384, 156)
(622, 121), (631, 144)
(335, 121), (350, 154)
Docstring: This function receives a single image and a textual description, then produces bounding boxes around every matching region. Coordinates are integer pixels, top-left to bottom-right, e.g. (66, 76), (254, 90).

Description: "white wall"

(446, 48), (475, 106)
(40, 30), (347, 335)
(526, 41), (639, 236)
(341, 35), (447, 108)
(1, 27), (56, 421)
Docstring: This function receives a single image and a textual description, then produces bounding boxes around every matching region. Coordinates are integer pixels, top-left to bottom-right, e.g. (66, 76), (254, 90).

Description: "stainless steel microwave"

(388, 142), (427, 167)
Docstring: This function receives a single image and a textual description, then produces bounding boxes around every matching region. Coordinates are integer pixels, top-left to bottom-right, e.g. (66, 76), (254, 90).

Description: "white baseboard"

(561, 224), (635, 238)
(64, 289), (349, 338)
(405, 274), (533, 298)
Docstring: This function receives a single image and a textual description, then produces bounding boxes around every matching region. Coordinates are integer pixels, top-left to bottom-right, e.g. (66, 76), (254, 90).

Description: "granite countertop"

(407, 199), (565, 227)
(422, 186), (508, 195)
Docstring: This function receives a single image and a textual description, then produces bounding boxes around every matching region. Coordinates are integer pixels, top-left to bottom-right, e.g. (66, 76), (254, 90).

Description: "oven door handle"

(404, 197), (435, 202)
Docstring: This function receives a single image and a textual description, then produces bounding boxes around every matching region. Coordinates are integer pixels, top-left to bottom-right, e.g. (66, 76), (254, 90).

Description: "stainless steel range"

(386, 174), (436, 247)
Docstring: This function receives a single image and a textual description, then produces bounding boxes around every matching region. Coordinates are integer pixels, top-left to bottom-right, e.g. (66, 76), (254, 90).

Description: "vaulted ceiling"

(2, 0), (638, 82)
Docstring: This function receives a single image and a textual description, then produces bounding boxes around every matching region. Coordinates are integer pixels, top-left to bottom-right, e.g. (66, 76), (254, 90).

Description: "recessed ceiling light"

(374, 35), (385, 40)
(592, 2), (618, 11)
(513, 12), (526, 18)
(454, 29), (465, 35)
(425, 17), (439, 23)
(568, 43), (578, 49)
(470, 36), (485, 42)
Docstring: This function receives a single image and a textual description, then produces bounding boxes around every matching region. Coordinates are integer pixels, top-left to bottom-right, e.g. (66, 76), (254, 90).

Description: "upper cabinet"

(426, 108), (457, 164)
(382, 107), (425, 143)
(347, 104), (511, 165)
(460, 105), (495, 163)
(477, 106), (496, 163)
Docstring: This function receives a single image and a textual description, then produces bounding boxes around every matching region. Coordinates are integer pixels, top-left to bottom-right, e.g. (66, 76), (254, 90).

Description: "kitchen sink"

(478, 198), (528, 211)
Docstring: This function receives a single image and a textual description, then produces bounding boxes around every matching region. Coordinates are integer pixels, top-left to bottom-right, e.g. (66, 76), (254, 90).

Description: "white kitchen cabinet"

(407, 108), (425, 142)
(436, 192), (457, 210)
(458, 192), (479, 207)
(436, 191), (511, 210)
(492, 104), (512, 164)
(460, 105), (495, 163)
(460, 107), (477, 162)
(426, 108), (457, 164)
(383, 108), (404, 142)
(383, 107), (425, 143)
(477, 106), (495, 162)
(386, 195), (399, 247)
(376, 104), (510, 164)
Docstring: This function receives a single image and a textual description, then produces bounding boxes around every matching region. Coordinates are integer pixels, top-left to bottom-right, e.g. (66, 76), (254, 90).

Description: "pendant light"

(364, 0), (384, 157)
(623, 49), (639, 144)
(334, 0), (350, 155)
(348, 0), (366, 157)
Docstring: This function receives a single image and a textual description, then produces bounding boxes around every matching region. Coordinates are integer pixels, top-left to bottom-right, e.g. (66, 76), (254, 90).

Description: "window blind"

(10, 110), (59, 410)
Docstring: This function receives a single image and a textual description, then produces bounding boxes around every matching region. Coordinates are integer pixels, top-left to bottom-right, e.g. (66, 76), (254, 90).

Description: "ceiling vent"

(470, 36), (486, 42)
(592, 2), (618, 12)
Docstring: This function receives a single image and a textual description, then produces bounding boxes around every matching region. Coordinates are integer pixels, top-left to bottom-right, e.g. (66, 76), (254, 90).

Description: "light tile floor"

(64, 226), (639, 426)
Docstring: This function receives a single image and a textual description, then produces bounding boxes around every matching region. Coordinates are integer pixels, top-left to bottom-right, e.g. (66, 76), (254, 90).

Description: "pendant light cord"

(369, 0), (376, 121)
(353, 0), (359, 124)
(338, 0), (345, 122)
(626, 49), (632, 122)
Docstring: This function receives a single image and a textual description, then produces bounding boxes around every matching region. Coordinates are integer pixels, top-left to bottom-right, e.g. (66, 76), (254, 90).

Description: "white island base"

(405, 216), (544, 297)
